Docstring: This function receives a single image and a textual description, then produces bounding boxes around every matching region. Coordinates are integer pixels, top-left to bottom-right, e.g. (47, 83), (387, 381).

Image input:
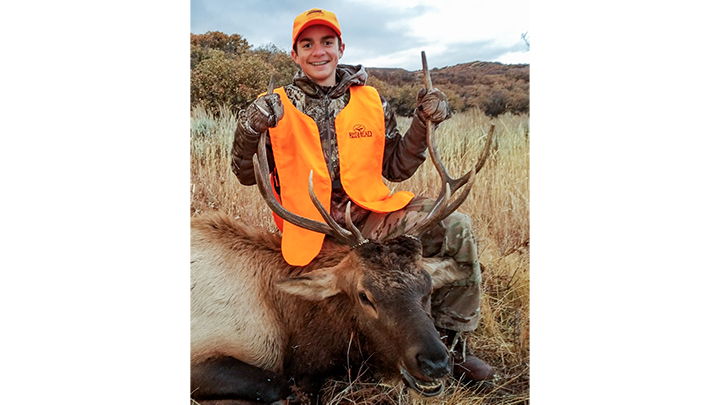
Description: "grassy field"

(190, 106), (530, 404)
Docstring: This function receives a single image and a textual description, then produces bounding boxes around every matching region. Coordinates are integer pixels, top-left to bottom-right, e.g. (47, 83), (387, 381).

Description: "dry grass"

(190, 106), (530, 405)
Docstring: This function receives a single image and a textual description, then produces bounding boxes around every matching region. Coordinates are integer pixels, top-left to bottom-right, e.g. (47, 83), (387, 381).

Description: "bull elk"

(191, 53), (494, 403)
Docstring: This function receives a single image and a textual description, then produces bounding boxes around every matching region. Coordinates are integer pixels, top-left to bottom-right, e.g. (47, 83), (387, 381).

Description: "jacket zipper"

(323, 93), (336, 181)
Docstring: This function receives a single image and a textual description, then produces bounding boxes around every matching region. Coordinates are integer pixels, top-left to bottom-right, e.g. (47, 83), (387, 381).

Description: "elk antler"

(409, 52), (495, 237)
(267, 74), (274, 95)
(252, 130), (368, 249)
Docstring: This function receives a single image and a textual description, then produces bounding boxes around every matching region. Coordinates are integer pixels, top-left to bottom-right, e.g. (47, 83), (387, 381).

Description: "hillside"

(190, 31), (529, 117)
(366, 61), (529, 116)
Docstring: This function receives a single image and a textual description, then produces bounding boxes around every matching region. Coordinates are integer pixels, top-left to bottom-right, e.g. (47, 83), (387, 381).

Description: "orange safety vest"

(268, 85), (414, 266)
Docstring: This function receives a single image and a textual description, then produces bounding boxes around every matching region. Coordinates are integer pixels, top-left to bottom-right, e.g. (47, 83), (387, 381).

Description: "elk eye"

(358, 291), (374, 307)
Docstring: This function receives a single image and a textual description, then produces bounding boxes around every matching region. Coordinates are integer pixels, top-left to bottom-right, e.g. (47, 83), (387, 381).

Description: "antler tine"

(344, 202), (368, 247)
(426, 128), (455, 195)
(408, 183), (451, 238)
(307, 171), (360, 245)
(422, 51), (457, 198)
(427, 123), (494, 195)
(411, 159), (478, 238)
(435, 164), (477, 223)
(345, 201), (367, 246)
(252, 132), (339, 238)
(475, 124), (495, 174)
(421, 51), (432, 90)
(267, 74), (274, 95)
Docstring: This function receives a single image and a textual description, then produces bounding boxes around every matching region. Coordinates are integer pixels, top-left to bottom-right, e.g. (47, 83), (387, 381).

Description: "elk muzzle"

(399, 338), (450, 397)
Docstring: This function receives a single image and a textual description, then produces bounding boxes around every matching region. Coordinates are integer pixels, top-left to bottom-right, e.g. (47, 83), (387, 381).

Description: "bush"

(191, 52), (274, 114)
(190, 32), (301, 114)
(252, 44), (297, 89)
(483, 91), (508, 118)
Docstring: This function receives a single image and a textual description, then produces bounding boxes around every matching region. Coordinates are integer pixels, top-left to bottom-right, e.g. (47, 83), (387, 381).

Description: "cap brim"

(293, 20), (342, 44)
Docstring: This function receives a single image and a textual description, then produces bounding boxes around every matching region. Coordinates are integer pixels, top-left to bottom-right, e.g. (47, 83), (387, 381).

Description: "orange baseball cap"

(292, 8), (342, 46)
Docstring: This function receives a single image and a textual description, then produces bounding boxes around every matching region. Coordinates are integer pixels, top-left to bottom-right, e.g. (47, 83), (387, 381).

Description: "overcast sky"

(191, 0), (530, 70)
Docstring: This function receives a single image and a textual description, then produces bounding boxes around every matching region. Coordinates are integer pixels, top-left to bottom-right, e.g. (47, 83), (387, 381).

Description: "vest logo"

(349, 124), (373, 138)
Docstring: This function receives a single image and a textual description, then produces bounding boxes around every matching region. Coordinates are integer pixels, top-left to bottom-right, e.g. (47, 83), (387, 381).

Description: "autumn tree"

(191, 52), (274, 114)
(191, 31), (251, 69)
(191, 31), (250, 57)
(251, 43), (298, 89)
(190, 32), (302, 114)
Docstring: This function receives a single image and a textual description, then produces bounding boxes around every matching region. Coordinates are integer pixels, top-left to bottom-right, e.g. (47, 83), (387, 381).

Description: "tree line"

(191, 31), (529, 117)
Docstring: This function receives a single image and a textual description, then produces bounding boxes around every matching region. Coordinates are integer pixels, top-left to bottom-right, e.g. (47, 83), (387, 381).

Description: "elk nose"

(417, 350), (450, 379)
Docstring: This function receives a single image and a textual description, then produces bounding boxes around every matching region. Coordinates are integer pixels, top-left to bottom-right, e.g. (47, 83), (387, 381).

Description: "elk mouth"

(399, 366), (444, 397)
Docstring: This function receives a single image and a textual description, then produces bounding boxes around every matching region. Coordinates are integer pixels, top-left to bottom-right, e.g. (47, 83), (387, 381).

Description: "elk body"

(191, 55), (494, 403)
(191, 212), (450, 401)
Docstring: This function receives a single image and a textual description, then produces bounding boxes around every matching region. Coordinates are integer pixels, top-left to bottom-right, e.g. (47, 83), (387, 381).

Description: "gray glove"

(416, 88), (450, 123)
(244, 93), (284, 135)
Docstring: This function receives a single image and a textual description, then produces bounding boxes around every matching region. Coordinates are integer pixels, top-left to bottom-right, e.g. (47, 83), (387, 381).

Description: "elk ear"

(276, 267), (342, 301)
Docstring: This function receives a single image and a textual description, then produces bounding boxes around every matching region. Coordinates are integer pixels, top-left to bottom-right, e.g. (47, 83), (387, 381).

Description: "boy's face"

(291, 25), (344, 87)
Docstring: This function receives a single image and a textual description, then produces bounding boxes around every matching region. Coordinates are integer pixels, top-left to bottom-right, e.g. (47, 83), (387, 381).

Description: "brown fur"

(191, 211), (449, 398)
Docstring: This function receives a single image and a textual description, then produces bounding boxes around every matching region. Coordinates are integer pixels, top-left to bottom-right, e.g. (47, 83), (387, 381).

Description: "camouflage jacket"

(231, 64), (429, 227)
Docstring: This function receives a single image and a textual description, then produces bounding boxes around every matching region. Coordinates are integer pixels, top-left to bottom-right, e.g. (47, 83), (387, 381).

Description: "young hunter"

(231, 8), (494, 383)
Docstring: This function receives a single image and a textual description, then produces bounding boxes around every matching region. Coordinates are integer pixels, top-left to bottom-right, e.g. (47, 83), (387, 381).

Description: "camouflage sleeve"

(381, 96), (429, 182)
(231, 109), (272, 186)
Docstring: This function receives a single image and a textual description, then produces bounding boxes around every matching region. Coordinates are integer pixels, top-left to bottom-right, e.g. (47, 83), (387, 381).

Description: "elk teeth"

(400, 367), (445, 397)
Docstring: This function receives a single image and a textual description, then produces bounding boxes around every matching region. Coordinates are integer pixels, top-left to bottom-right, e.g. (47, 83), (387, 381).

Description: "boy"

(231, 8), (493, 383)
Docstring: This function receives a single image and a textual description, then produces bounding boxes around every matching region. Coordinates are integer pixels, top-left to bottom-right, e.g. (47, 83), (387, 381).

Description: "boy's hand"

(416, 88), (450, 123)
(245, 93), (284, 134)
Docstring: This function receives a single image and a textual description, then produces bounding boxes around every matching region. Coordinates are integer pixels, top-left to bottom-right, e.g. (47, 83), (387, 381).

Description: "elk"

(191, 53), (494, 403)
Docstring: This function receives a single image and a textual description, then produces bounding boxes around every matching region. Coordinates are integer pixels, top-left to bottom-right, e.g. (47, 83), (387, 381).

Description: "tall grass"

(190, 106), (530, 404)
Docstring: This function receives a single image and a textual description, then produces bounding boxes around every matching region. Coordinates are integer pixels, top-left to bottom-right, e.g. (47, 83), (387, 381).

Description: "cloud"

(191, 0), (301, 50)
(348, 39), (528, 70)
(190, 0), (529, 68)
